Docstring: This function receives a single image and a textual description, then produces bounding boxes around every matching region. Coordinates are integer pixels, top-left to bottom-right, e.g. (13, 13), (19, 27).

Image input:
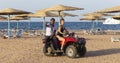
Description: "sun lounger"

(16, 29), (23, 38)
(27, 30), (36, 36)
(34, 31), (41, 36)
(111, 37), (120, 42)
(3, 31), (13, 39)
(94, 28), (106, 35)
(83, 29), (96, 35)
(0, 31), (4, 37)
(83, 28), (106, 35)
(83, 30), (89, 34)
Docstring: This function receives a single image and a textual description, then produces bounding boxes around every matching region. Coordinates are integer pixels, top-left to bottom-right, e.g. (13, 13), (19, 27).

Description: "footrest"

(55, 50), (63, 52)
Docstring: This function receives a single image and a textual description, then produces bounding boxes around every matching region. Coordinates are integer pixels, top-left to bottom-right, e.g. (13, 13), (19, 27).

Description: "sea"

(0, 21), (120, 30)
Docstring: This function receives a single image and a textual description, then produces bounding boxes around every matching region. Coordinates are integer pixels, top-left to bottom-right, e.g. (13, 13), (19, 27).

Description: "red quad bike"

(43, 32), (86, 58)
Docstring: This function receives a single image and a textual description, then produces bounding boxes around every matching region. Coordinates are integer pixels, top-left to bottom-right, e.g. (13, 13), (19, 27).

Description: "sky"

(0, 0), (120, 22)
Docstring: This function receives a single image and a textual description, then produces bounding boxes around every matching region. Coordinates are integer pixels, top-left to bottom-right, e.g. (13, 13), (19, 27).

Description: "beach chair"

(41, 32), (45, 36)
(3, 31), (13, 39)
(83, 30), (91, 34)
(0, 31), (3, 36)
(34, 31), (41, 36)
(83, 30), (89, 34)
(28, 30), (36, 36)
(111, 37), (120, 42)
(95, 28), (106, 35)
(16, 29), (23, 38)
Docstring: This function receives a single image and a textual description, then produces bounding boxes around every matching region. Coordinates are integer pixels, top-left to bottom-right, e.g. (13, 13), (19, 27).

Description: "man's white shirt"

(45, 27), (52, 36)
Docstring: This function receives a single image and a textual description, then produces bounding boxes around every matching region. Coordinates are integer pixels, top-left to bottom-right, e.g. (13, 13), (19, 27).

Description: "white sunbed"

(111, 37), (120, 42)
(3, 31), (13, 39)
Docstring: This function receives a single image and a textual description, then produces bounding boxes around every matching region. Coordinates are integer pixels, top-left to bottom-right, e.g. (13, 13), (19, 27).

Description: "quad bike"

(43, 32), (86, 58)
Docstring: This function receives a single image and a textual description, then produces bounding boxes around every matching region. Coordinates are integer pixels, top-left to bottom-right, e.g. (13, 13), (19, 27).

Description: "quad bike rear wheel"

(43, 45), (54, 56)
(65, 45), (77, 58)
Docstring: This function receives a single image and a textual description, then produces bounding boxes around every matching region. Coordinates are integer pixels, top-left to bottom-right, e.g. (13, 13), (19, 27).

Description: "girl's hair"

(60, 18), (64, 24)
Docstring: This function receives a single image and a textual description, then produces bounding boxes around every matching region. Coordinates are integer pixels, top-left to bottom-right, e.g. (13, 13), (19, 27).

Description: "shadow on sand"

(86, 48), (120, 57)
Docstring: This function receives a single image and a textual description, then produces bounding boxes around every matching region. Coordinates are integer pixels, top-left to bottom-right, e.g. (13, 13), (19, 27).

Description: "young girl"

(56, 18), (68, 50)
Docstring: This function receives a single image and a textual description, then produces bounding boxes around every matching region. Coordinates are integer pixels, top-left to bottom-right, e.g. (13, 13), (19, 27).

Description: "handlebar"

(63, 32), (75, 37)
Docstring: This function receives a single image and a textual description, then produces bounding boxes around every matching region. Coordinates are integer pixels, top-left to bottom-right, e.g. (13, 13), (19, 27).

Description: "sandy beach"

(0, 30), (119, 63)
(0, 0), (120, 63)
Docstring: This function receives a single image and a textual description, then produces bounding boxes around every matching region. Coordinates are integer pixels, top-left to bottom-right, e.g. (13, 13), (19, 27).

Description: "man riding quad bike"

(43, 32), (86, 58)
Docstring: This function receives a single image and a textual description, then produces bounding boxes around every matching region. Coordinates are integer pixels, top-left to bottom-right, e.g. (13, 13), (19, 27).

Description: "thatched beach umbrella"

(0, 16), (7, 20)
(82, 12), (111, 30)
(0, 8), (31, 38)
(45, 4), (84, 13)
(10, 16), (28, 20)
(30, 12), (58, 18)
(10, 16), (28, 29)
(112, 14), (120, 20)
(45, 4), (83, 17)
(56, 12), (78, 17)
(29, 11), (58, 33)
(15, 14), (30, 17)
(45, 4), (84, 24)
(80, 16), (105, 30)
(80, 16), (105, 20)
(83, 12), (112, 17)
(97, 6), (120, 13)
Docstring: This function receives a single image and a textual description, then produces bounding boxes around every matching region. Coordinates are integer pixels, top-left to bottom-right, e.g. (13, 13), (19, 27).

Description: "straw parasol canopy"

(0, 8), (31, 15)
(56, 12), (78, 17)
(15, 14), (30, 17)
(97, 6), (120, 13)
(83, 12), (112, 17)
(80, 16), (105, 20)
(0, 16), (7, 20)
(29, 11), (58, 18)
(36, 9), (48, 13)
(0, 8), (31, 38)
(45, 4), (84, 18)
(44, 4), (84, 25)
(37, 8), (78, 18)
(45, 4), (84, 12)
(15, 13), (33, 18)
(29, 11), (58, 33)
(10, 16), (28, 20)
(112, 14), (120, 19)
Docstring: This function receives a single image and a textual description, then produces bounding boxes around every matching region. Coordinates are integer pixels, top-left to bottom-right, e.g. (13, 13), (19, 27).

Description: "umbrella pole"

(8, 15), (10, 39)
(58, 11), (61, 25)
(17, 20), (19, 30)
(28, 18), (31, 30)
(43, 17), (45, 35)
(91, 20), (94, 31)
(96, 19), (98, 28)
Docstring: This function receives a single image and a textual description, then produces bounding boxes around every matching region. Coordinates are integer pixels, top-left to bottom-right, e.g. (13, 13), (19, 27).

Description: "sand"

(0, 31), (120, 63)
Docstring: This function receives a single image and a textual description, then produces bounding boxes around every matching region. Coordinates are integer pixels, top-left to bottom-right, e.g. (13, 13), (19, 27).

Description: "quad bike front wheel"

(78, 46), (86, 57)
(65, 45), (77, 58)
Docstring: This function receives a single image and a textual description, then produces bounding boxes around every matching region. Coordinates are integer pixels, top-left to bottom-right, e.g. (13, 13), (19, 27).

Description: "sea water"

(0, 21), (119, 30)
